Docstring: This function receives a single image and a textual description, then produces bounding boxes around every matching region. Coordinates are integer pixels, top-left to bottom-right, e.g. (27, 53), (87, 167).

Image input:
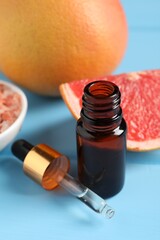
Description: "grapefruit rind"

(59, 83), (80, 119)
(127, 139), (160, 151)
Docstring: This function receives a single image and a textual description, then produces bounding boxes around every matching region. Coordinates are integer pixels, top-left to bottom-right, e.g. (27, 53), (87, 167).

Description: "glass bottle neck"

(80, 81), (122, 133)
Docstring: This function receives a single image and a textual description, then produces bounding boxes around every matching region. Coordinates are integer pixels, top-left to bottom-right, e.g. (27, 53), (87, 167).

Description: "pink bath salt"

(0, 83), (22, 133)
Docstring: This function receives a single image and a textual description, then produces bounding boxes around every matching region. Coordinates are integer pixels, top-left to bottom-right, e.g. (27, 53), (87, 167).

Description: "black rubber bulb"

(11, 139), (33, 162)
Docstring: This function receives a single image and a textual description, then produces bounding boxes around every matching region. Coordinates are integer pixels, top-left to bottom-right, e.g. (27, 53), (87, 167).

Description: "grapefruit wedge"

(59, 70), (160, 151)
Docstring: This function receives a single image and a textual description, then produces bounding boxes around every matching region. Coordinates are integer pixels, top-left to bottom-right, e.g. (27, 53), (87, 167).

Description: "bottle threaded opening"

(85, 81), (117, 99)
(81, 80), (122, 132)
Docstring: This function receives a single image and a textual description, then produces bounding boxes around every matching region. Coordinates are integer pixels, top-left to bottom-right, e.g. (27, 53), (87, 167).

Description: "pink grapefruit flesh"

(59, 70), (160, 151)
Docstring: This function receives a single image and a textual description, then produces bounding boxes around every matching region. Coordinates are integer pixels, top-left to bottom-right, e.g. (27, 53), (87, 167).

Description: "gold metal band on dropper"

(23, 144), (70, 190)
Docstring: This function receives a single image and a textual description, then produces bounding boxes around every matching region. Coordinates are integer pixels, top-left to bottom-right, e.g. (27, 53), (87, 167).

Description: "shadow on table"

(24, 116), (78, 176)
(25, 89), (62, 110)
(0, 156), (43, 195)
(0, 116), (77, 196)
(0, 156), (100, 225)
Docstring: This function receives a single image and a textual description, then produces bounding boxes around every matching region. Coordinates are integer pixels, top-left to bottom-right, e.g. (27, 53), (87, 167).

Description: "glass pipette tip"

(60, 173), (115, 218)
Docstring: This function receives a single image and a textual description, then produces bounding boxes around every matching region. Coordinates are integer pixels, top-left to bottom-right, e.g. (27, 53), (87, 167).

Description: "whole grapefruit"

(0, 0), (127, 96)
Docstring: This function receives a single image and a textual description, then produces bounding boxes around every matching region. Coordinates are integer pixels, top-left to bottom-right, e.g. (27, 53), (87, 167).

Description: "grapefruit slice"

(59, 70), (160, 151)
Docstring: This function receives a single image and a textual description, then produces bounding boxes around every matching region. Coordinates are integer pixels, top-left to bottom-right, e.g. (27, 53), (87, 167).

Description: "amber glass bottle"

(76, 81), (127, 198)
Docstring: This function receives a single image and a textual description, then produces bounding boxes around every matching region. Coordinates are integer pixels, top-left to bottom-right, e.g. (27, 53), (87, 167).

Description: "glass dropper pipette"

(11, 140), (114, 219)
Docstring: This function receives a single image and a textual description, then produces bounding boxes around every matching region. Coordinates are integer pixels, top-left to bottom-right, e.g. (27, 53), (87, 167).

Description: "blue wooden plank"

(116, 31), (160, 73)
(0, 1), (160, 240)
(121, 0), (160, 28)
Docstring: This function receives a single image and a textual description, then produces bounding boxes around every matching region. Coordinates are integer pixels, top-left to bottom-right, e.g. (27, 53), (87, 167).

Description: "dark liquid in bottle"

(77, 139), (125, 198)
(77, 81), (126, 199)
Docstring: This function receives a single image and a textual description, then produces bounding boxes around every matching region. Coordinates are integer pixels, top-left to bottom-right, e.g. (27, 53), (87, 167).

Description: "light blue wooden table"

(0, 1), (160, 239)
